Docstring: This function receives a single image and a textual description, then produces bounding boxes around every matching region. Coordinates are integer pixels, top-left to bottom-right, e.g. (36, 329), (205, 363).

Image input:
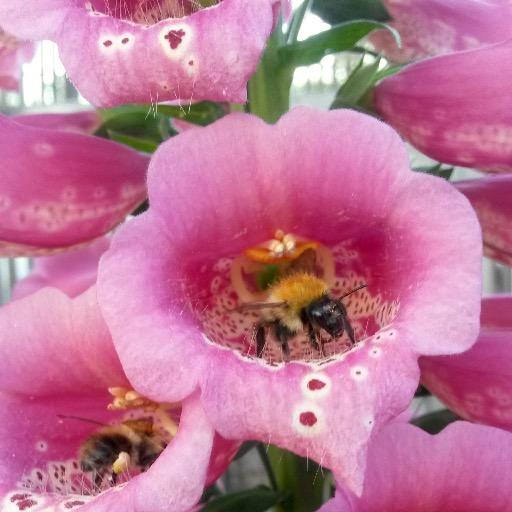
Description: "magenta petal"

(0, 114), (148, 256)
(376, 39), (512, 172)
(455, 175), (512, 265)
(0, 0), (280, 107)
(99, 108), (481, 494)
(421, 296), (512, 429)
(371, 0), (512, 63)
(13, 110), (102, 134)
(0, 29), (34, 91)
(330, 422), (512, 511)
(13, 237), (110, 300)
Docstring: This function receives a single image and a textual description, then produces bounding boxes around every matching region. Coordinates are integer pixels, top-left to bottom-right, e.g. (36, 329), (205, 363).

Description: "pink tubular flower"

(0, 28), (34, 91)
(370, 0), (512, 63)
(375, 39), (512, 173)
(319, 421), (512, 511)
(421, 295), (512, 429)
(13, 110), (102, 134)
(97, 108), (482, 496)
(0, 255), (238, 511)
(455, 175), (512, 266)
(0, 113), (149, 257)
(0, 0), (282, 107)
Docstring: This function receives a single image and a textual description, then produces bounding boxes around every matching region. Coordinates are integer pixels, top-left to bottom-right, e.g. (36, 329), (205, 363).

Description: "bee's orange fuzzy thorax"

(270, 273), (328, 313)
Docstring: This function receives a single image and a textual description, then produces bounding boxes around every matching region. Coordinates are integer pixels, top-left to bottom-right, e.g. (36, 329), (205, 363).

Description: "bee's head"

(305, 295), (345, 338)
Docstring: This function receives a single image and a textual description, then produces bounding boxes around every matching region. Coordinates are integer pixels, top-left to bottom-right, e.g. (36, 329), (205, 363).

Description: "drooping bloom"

(0, 28), (34, 91)
(421, 295), (512, 430)
(0, 248), (238, 512)
(375, 39), (512, 173)
(319, 421), (512, 511)
(98, 108), (482, 496)
(370, 0), (512, 63)
(455, 175), (512, 266)
(0, 0), (284, 107)
(0, 113), (148, 257)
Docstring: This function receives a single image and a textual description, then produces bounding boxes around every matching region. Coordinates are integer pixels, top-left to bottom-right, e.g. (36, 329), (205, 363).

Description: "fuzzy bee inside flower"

(0, 245), (238, 512)
(98, 108), (482, 494)
(0, 0), (285, 107)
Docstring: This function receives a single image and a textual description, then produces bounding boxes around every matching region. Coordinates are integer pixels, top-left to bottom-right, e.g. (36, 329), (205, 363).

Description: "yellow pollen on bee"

(112, 451), (131, 475)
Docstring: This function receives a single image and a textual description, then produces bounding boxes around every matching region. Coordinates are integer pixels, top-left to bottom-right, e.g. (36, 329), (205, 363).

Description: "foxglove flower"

(98, 108), (482, 495)
(456, 175), (512, 266)
(0, 0), (284, 107)
(0, 253), (238, 512)
(421, 295), (512, 429)
(13, 110), (101, 134)
(0, 28), (34, 91)
(375, 39), (512, 173)
(320, 421), (512, 511)
(371, 0), (512, 63)
(0, 113), (148, 257)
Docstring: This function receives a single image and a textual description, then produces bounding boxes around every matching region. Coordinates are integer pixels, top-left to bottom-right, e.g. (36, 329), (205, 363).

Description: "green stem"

(286, 0), (312, 44)
(257, 444), (279, 492)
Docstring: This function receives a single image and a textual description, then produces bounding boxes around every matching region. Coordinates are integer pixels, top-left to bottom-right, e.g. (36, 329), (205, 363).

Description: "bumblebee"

(241, 249), (366, 359)
(77, 417), (166, 486)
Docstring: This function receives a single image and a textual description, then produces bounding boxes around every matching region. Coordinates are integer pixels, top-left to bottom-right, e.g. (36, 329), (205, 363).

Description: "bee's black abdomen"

(80, 434), (132, 472)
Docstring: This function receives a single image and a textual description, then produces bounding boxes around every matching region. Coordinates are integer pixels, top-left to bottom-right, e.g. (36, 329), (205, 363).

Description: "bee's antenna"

(57, 414), (108, 427)
(338, 283), (367, 300)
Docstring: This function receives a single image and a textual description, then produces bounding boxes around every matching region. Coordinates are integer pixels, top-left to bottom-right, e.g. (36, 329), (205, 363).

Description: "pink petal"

(0, 29), (34, 91)
(12, 237), (110, 300)
(375, 39), (512, 173)
(98, 108), (481, 494)
(13, 111), (102, 134)
(370, 0), (512, 63)
(0, 0), (281, 107)
(455, 175), (512, 266)
(421, 295), (512, 429)
(328, 422), (512, 511)
(0, 114), (148, 256)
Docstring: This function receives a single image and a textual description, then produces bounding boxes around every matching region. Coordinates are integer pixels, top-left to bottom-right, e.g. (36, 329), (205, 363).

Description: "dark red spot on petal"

(299, 411), (318, 427)
(164, 29), (185, 50)
(11, 494), (31, 503)
(188, 59), (194, 66)
(65, 501), (85, 509)
(17, 499), (38, 511)
(307, 379), (326, 391)
(103, 40), (113, 47)
(121, 37), (130, 44)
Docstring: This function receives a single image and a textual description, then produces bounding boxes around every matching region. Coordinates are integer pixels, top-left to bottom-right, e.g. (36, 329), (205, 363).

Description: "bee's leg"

(273, 322), (293, 362)
(109, 471), (118, 485)
(302, 310), (322, 355)
(256, 323), (266, 357)
(94, 472), (104, 489)
(342, 315), (356, 345)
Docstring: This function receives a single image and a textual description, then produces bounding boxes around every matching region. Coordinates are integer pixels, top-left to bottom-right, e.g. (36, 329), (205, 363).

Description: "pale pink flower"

(0, 28), (34, 91)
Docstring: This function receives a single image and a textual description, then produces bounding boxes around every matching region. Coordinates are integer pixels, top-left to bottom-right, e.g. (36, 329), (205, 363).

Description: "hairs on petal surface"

(370, 0), (512, 63)
(326, 422), (512, 511)
(421, 295), (512, 430)
(376, 39), (512, 172)
(98, 108), (481, 494)
(455, 175), (512, 266)
(0, 0), (282, 107)
(0, 114), (148, 256)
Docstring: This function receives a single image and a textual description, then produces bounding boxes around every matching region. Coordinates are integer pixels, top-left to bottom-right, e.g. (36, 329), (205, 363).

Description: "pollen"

(270, 273), (328, 313)
(112, 452), (131, 475)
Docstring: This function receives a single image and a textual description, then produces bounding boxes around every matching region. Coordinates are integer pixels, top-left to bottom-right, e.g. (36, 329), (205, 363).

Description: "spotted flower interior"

(195, 231), (400, 365)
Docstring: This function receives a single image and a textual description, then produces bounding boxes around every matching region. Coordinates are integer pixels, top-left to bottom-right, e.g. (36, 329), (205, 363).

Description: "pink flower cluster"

(0, 1), (511, 511)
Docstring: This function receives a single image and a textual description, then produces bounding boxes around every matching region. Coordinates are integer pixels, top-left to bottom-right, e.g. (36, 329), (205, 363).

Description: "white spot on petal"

(33, 142), (55, 158)
(159, 23), (192, 60)
(292, 402), (325, 437)
(350, 366), (368, 382)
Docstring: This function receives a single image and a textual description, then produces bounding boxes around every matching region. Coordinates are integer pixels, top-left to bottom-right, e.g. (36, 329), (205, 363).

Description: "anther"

(112, 452), (131, 475)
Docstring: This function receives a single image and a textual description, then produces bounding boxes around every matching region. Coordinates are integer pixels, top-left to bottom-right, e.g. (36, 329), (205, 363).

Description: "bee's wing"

(237, 301), (287, 311)
(123, 417), (154, 434)
(282, 248), (317, 277)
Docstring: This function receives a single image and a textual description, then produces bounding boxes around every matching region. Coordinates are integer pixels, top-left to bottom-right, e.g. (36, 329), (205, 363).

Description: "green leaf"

(312, 0), (390, 24)
(200, 486), (289, 512)
(107, 131), (159, 153)
(412, 409), (460, 434)
(281, 20), (399, 68)
(414, 163), (454, 181)
(331, 55), (381, 109)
